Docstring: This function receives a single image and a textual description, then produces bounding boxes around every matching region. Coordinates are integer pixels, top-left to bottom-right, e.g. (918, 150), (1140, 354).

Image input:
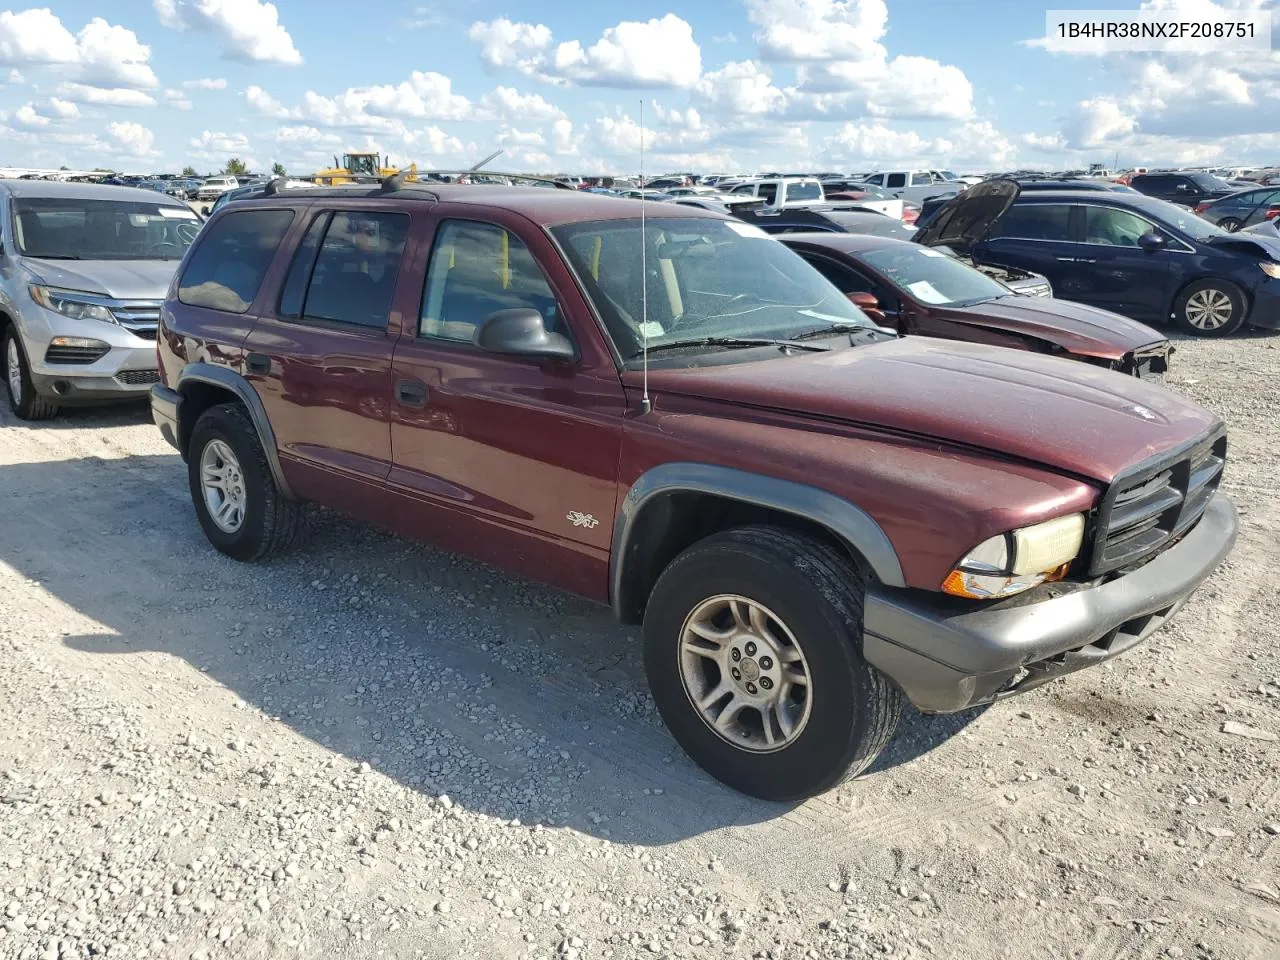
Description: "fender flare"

(177, 362), (295, 500)
(610, 462), (905, 618)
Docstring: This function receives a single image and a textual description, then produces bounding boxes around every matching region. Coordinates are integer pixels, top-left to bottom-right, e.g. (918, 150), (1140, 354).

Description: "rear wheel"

(1217, 218), (1242, 232)
(1173, 279), (1246, 337)
(188, 402), (303, 561)
(643, 526), (902, 801)
(3, 329), (58, 420)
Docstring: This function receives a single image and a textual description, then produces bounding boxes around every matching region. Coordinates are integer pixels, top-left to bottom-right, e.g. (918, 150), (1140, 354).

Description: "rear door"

(975, 202), (1078, 294)
(242, 203), (414, 498)
(387, 211), (626, 599)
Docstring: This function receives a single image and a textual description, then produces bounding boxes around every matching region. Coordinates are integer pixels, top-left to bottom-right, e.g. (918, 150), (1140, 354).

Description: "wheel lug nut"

(759, 677), (773, 690)
(730, 648), (741, 662)
(731, 668), (741, 680)
(745, 682), (757, 695)
(744, 642), (757, 656)
(759, 656), (773, 669)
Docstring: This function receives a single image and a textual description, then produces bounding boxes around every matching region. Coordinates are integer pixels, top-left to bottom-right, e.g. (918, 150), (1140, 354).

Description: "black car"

(737, 206), (1053, 297)
(915, 179), (1280, 336)
(1196, 186), (1280, 232)
(1130, 172), (1237, 208)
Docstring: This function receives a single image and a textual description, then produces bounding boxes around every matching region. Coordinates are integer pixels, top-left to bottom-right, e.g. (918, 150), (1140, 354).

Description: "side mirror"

(1138, 231), (1166, 254)
(474, 308), (575, 361)
(847, 291), (886, 323)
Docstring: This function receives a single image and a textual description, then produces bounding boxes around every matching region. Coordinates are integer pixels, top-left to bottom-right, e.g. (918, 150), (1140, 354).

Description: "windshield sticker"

(638, 320), (666, 339)
(158, 207), (199, 219)
(918, 248), (946, 257)
(724, 221), (772, 239)
(907, 280), (950, 304)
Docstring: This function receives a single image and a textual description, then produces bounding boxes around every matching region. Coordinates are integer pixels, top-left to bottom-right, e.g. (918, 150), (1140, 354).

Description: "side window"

(757, 183), (778, 204)
(886, 173), (907, 189)
(805, 256), (876, 294)
(910, 172), (933, 186)
(420, 220), (559, 343)
(1174, 177), (1197, 194)
(278, 213), (330, 317)
(1083, 207), (1153, 246)
(178, 209), (294, 314)
(989, 204), (1072, 241)
(292, 211), (409, 328)
(865, 174), (883, 186)
(732, 183), (756, 195)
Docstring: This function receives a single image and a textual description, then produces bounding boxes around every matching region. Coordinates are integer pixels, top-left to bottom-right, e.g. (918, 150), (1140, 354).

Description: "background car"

(779, 232), (1170, 378)
(916, 179), (1280, 337)
(1130, 172), (1237, 208)
(1195, 187), (1280, 232)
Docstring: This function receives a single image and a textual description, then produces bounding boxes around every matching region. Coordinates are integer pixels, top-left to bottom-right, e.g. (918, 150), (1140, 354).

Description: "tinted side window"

(758, 183), (778, 204)
(278, 213), (329, 317)
(178, 209), (294, 314)
(886, 173), (907, 188)
(420, 220), (559, 343)
(299, 211), (409, 328)
(804, 255), (877, 294)
(990, 204), (1072, 241)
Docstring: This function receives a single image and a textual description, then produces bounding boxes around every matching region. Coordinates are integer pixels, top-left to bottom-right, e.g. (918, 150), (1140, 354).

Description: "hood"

(1241, 220), (1280, 240)
(637, 337), (1219, 484)
(23, 259), (179, 300)
(941, 295), (1167, 360)
(1202, 231), (1280, 261)
(911, 178), (1018, 254)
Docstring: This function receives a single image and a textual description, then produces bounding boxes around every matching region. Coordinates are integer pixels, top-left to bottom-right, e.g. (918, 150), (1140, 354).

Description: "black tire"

(187, 402), (303, 561)
(1218, 218), (1242, 232)
(643, 525), (902, 801)
(1172, 279), (1247, 337)
(3, 328), (58, 420)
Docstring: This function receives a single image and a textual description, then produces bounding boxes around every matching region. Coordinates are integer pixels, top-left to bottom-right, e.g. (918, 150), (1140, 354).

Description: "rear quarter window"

(990, 203), (1073, 241)
(177, 208), (294, 314)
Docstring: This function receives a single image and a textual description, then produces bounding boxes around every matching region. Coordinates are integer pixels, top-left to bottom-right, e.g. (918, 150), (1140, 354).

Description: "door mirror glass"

(475, 308), (576, 361)
(1138, 230), (1166, 253)
(846, 290), (886, 323)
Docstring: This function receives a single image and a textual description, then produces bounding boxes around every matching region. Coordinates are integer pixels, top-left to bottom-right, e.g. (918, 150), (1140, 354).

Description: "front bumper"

(863, 494), (1238, 713)
(151, 384), (181, 451)
(1247, 281), (1280, 330)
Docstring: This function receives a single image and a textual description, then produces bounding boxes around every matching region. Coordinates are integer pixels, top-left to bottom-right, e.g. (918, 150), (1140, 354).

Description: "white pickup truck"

(857, 170), (962, 205)
(729, 177), (903, 219)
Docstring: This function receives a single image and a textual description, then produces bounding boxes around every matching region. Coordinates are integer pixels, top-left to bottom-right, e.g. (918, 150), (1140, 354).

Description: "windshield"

(784, 181), (822, 203)
(936, 170), (959, 181)
(861, 244), (1011, 306)
(552, 217), (870, 358)
(1135, 196), (1229, 240)
(13, 197), (200, 260)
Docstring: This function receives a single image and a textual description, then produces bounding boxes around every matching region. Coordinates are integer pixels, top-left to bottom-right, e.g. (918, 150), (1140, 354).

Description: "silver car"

(0, 180), (200, 419)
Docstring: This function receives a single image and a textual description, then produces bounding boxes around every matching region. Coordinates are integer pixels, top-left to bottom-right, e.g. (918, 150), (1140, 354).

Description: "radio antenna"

(638, 98), (651, 415)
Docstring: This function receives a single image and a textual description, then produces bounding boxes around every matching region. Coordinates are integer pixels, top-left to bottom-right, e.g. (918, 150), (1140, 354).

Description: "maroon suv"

(151, 184), (1238, 801)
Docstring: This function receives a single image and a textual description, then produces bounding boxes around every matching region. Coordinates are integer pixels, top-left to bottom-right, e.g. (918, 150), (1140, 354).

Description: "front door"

(1070, 204), (1176, 322)
(244, 205), (414, 498)
(388, 214), (627, 600)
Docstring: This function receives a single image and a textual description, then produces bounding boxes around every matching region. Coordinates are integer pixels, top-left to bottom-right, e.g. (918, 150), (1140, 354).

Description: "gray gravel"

(1, 329), (1279, 959)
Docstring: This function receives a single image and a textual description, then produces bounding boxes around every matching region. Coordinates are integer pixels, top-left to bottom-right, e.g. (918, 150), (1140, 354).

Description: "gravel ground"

(1, 330), (1279, 960)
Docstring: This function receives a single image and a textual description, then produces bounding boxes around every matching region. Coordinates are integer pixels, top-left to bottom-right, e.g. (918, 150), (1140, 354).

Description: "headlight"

(942, 513), (1085, 599)
(29, 285), (116, 324)
(1260, 262), (1280, 280)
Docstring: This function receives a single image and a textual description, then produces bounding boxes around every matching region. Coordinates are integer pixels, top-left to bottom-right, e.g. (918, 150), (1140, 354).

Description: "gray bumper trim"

(863, 494), (1238, 713)
(150, 384), (180, 451)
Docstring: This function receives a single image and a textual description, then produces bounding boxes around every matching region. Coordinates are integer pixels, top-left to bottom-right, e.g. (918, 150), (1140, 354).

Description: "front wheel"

(1217, 218), (1242, 232)
(1173, 280), (1246, 337)
(3, 329), (58, 420)
(643, 526), (902, 801)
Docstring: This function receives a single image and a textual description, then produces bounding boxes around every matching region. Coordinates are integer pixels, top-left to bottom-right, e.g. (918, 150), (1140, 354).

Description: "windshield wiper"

(787, 323), (870, 341)
(637, 336), (830, 357)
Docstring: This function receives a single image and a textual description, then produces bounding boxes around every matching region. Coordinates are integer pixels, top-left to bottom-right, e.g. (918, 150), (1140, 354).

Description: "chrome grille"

(111, 301), (161, 340)
(1089, 431), (1226, 575)
(115, 369), (161, 386)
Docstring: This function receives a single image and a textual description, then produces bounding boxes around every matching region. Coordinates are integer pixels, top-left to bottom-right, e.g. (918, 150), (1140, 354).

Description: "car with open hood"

(915, 179), (1280, 336)
(150, 183), (1236, 801)
(779, 232), (1171, 378)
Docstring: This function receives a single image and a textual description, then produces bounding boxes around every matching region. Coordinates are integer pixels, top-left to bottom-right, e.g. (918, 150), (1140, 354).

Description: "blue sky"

(0, 0), (1276, 175)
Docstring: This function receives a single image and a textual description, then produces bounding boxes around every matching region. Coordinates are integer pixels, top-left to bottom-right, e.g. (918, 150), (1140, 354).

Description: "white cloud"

(0, 9), (79, 65)
(107, 120), (159, 157)
(8, 97), (81, 129)
(271, 125), (341, 146)
(7, 68), (22, 83)
(822, 121), (942, 162)
(468, 18), (551, 71)
(154, 0), (302, 65)
(551, 117), (580, 155)
(497, 126), (545, 148)
(55, 83), (157, 107)
(245, 84), (298, 118)
(551, 15), (702, 88)
(0, 11), (158, 91)
(747, 0), (889, 63)
(695, 60), (786, 115)
(11, 104), (47, 128)
(46, 97), (78, 120)
(191, 129), (251, 153)
(1062, 97), (1139, 149)
(163, 88), (193, 110)
(296, 72), (471, 140)
(479, 86), (564, 122)
(470, 14), (702, 88)
(794, 55), (973, 120)
(183, 76), (227, 90)
(75, 18), (158, 88)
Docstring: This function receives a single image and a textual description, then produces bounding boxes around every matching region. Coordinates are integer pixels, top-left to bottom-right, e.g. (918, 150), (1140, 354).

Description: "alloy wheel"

(200, 439), (247, 533)
(1184, 288), (1234, 330)
(678, 594), (812, 752)
(6, 337), (22, 403)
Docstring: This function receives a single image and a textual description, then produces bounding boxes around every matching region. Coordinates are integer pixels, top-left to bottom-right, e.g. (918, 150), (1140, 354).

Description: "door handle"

(395, 379), (428, 408)
(1055, 257), (1077, 262)
(246, 353), (270, 375)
